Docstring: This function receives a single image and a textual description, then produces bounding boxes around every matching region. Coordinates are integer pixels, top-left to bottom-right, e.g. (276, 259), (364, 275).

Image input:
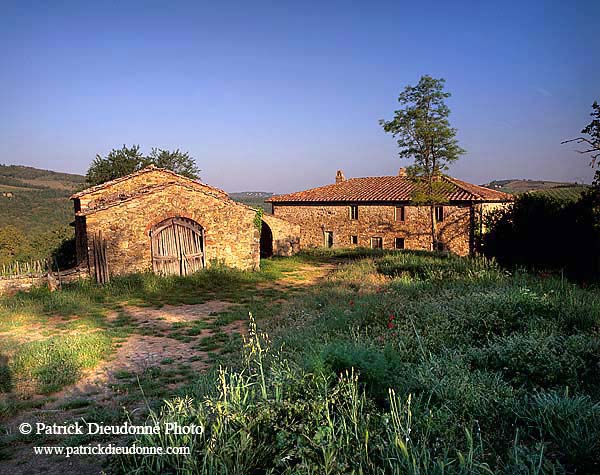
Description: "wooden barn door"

(150, 217), (205, 276)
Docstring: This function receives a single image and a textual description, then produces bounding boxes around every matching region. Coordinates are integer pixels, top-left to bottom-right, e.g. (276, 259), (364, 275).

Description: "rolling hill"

(482, 179), (590, 202)
(482, 178), (588, 194)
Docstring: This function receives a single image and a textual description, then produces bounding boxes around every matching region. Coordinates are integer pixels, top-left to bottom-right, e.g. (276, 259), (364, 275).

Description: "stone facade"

(72, 167), (300, 277)
(262, 214), (301, 256)
(267, 170), (513, 256)
(272, 202), (473, 255)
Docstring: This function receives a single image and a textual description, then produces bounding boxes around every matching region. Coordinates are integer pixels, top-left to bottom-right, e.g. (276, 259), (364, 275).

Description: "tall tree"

(380, 75), (465, 250)
(85, 145), (200, 186)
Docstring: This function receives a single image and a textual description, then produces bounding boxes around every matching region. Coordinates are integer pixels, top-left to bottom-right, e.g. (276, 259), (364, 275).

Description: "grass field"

(1, 250), (599, 474)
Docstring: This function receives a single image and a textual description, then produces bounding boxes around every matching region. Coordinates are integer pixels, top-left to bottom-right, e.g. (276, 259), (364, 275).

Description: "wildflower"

(387, 322), (395, 329)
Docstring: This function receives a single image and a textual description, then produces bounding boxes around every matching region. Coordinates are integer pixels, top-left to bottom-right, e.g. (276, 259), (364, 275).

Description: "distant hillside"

(229, 191), (273, 213)
(0, 165), (84, 234)
(0, 164), (85, 191)
(527, 185), (589, 202)
(482, 179), (586, 195)
(0, 165), (86, 265)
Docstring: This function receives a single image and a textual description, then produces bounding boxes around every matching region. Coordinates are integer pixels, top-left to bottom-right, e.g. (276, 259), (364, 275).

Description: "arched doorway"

(150, 217), (205, 275)
(260, 221), (273, 258)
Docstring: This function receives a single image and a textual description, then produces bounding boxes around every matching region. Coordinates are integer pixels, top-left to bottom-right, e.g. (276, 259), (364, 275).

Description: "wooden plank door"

(151, 218), (204, 276)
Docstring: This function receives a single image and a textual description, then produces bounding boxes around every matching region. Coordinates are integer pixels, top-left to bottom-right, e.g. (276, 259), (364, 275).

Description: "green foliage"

(111, 251), (599, 473)
(521, 390), (600, 469)
(85, 144), (200, 186)
(0, 164), (81, 268)
(114, 318), (493, 475)
(253, 207), (264, 231)
(483, 193), (600, 280)
(528, 185), (588, 202)
(8, 333), (112, 394)
(144, 148), (200, 179)
(380, 75), (465, 176)
(85, 144), (145, 186)
(380, 75), (465, 248)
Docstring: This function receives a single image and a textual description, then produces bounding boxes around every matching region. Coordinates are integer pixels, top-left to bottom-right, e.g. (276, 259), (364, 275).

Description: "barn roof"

(70, 165), (228, 200)
(75, 181), (238, 216)
(266, 174), (512, 204)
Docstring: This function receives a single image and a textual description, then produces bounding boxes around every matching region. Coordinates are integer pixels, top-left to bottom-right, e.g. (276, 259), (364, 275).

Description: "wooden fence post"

(93, 231), (110, 284)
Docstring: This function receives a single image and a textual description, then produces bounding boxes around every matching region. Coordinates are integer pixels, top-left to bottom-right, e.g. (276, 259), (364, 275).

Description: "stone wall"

(83, 183), (261, 276)
(272, 203), (473, 256)
(0, 268), (88, 295)
(262, 214), (301, 256)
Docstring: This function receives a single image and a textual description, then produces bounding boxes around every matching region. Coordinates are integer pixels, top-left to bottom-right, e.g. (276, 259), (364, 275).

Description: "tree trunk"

(430, 204), (437, 251)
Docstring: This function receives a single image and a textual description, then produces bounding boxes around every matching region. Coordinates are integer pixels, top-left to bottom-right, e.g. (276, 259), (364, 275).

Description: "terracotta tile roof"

(266, 175), (512, 203)
(70, 165), (228, 200)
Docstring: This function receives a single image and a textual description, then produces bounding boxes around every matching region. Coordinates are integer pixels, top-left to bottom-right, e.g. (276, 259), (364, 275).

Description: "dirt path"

(0, 261), (337, 474)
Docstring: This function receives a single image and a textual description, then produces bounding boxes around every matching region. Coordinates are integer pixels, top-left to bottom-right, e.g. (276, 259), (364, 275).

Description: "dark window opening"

(435, 241), (446, 252)
(395, 237), (405, 249)
(324, 231), (334, 248)
(371, 237), (383, 249)
(435, 206), (444, 222)
(350, 205), (359, 220)
(351, 235), (358, 245)
(395, 206), (405, 222)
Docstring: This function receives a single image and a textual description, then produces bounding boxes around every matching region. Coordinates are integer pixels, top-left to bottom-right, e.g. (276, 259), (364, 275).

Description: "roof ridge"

(266, 174), (513, 203)
(77, 181), (238, 216)
(70, 166), (226, 199)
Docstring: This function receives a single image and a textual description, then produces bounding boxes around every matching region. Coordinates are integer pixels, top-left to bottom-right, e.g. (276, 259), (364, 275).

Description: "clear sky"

(1, 0), (598, 193)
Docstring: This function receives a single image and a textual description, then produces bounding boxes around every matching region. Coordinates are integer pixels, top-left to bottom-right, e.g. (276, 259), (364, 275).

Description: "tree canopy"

(380, 75), (465, 249)
(85, 145), (200, 186)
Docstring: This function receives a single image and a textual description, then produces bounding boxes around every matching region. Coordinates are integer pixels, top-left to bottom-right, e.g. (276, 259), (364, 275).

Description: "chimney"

(398, 168), (407, 177)
(336, 170), (346, 184)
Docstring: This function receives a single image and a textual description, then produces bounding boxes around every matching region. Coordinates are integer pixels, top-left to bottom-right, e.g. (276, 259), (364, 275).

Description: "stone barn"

(71, 166), (299, 277)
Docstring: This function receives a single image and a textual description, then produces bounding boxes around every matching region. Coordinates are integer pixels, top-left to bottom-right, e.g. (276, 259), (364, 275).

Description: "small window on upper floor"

(435, 206), (444, 222)
(350, 235), (358, 245)
(395, 205), (405, 222)
(349, 205), (359, 220)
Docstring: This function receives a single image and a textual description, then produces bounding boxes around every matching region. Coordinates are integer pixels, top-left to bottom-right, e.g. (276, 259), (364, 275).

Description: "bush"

(520, 390), (600, 471)
(483, 193), (600, 281)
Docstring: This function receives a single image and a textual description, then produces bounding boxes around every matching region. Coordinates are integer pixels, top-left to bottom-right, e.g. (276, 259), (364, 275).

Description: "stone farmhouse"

(71, 166), (299, 277)
(266, 169), (512, 256)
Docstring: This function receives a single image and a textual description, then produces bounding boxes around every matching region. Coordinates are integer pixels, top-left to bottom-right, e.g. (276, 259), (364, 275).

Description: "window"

(324, 231), (334, 248)
(395, 205), (405, 222)
(435, 241), (446, 252)
(395, 237), (405, 250)
(371, 237), (383, 249)
(350, 235), (358, 245)
(349, 205), (359, 220)
(435, 206), (444, 222)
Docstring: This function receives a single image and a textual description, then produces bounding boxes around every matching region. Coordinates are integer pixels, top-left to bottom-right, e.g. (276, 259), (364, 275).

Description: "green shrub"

(521, 390), (600, 471)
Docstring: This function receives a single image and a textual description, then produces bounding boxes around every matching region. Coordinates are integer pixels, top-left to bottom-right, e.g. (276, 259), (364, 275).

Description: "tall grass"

(115, 251), (600, 473)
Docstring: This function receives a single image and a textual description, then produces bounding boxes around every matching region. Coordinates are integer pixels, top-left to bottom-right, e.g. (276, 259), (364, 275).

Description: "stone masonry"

(72, 167), (300, 277)
(272, 202), (473, 255)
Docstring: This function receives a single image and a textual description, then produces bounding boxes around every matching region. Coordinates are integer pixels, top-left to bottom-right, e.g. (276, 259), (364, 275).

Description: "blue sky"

(1, 0), (598, 192)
